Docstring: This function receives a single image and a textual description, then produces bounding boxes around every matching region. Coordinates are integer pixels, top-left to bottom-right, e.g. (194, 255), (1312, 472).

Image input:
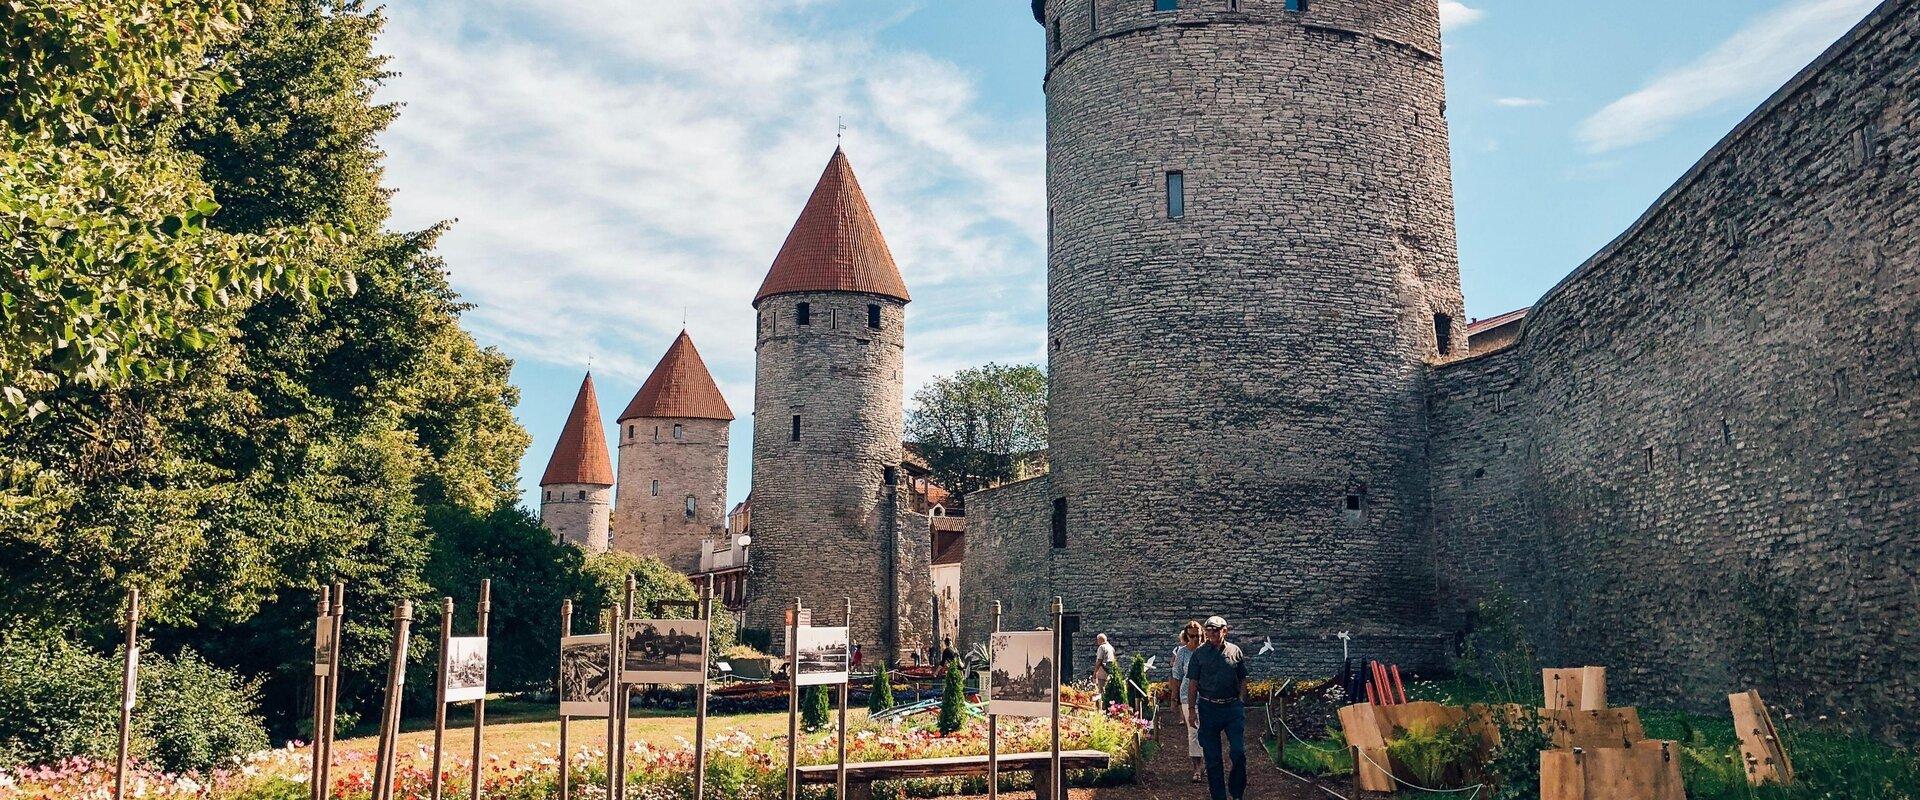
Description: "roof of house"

(541, 373), (615, 486)
(753, 148), (910, 307)
(1467, 307), (1530, 337)
(619, 331), (735, 421)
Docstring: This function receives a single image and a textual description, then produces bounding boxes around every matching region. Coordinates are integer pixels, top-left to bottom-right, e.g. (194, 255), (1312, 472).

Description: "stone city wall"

(613, 416), (729, 573)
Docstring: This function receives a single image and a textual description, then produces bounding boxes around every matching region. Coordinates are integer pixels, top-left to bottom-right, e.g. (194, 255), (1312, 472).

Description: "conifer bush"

(937, 660), (966, 735)
(802, 685), (832, 732)
(868, 660), (896, 713)
(1125, 654), (1149, 710)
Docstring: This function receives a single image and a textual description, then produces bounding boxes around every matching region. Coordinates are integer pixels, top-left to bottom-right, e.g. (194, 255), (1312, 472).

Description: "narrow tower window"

(868, 304), (882, 329)
(884, 466), (899, 486)
(796, 302), (812, 326)
(651, 480), (661, 496)
(653, 426), (660, 442)
(1050, 18), (1061, 52)
(791, 414), (802, 442)
(577, 490), (586, 501)
(1051, 497), (1068, 548)
(1166, 171), (1185, 218)
(1155, 0), (1178, 11)
(685, 495), (697, 517)
(1088, 0), (1098, 30)
(1433, 313), (1454, 355)
(627, 424), (635, 439)
(1343, 490), (1365, 522)
(544, 491), (552, 501)
(672, 423), (684, 440)
(1285, 0), (1307, 11)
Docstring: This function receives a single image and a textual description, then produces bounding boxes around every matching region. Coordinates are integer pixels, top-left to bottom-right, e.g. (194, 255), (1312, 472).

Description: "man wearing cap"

(1186, 616), (1248, 800)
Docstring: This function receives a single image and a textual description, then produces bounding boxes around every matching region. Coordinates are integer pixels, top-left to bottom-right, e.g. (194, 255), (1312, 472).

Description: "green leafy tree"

(904, 363), (1047, 499)
(867, 660), (896, 713)
(937, 660), (966, 735)
(802, 685), (832, 732)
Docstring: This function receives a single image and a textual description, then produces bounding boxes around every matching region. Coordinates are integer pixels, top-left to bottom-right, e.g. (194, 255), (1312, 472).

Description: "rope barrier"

(1264, 697), (1343, 754)
(1352, 747), (1486, 798)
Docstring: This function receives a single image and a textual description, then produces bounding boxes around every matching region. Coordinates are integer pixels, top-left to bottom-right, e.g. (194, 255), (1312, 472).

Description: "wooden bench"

(796, 750), (1111, 800)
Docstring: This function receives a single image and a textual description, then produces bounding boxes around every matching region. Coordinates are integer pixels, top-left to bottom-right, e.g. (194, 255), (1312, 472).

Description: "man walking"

(1092, 633), (1117, 686)
(1186, 616), (1248, 800)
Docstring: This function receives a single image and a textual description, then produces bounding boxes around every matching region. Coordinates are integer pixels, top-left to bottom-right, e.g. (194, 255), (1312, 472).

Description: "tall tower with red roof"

(746, 148), (925, 657)
(540, 372), (615, 551)
(613, 331), (735, 572)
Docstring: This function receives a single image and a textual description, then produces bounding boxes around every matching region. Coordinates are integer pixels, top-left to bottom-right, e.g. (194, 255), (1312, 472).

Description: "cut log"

(1729, 690), (1794, 787)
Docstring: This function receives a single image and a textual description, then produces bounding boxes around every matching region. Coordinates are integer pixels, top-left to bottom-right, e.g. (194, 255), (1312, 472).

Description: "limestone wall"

(1430, 0), (1919, 739)
(540, 483), (612, 553)
(745, 291), (909, 654)
(612, 416), (729, 573)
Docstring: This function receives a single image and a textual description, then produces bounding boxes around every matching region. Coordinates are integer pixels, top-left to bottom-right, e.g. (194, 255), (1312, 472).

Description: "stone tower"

(541, 372), (615, 551)
(746, 148), (914, 655)
(1034, 0), (1464, 665)
(613, 331), (734, 573)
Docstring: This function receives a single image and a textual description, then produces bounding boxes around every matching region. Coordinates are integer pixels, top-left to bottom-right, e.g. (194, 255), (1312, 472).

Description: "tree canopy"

(904, 363), (1048, 500)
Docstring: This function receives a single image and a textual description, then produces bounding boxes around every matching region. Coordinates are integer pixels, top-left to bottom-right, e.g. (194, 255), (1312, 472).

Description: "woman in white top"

(1172, 620), (1205, 782)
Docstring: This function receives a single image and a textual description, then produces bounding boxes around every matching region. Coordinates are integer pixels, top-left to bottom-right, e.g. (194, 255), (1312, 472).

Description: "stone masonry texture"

(1429, 0), (1918, 740)
(1009, 0), (1467, 672)
(541, 483), (612, 553)
(746, 291), (929, 658)
(613, 417), (729, 573)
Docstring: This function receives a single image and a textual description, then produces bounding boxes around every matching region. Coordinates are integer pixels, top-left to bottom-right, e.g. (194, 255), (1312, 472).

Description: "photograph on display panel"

(443, 636), (488, 703)
(794, 626), (849, 686)
(313, 622), (335, 677)
(622, 619), (707, 685)
(559, 634), (612, 717)
(988, 631), (1056, 718)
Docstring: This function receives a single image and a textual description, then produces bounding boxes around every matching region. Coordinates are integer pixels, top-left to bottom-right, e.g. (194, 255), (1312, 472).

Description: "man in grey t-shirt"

(1185, 616), (1247, 800)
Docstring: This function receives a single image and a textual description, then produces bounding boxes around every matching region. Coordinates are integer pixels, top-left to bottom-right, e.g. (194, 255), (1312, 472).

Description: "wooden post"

(1049, 597), (1064, 800)
(988, 601), (1002, 800)
(836, 597), (852, 800)
(469, 579), (492, 800)
(558, 600), (573, 800)
(615, 577), (635, 800)
(431, 598), (454, 800)
(310, 587), (330, 800)
(786, 598), (802, 800)
(372, 601), (414, 800)
(114, 588), (140, 800)
(607, 602), (624, 800)
(694, 585), (712, 800)
(319, 583), (346, 800)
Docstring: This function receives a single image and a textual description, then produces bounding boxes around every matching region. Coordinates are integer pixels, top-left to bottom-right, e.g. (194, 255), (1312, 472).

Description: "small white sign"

(794, 626), (850, 686)
(443, 636), (488, 703)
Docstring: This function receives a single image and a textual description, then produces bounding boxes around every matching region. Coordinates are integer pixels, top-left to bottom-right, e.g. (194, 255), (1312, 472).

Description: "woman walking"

(1173, 620), (1206, 782)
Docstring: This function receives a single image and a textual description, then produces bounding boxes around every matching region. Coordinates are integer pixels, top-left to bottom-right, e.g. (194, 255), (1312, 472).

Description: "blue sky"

(372, 0), (1881, 510)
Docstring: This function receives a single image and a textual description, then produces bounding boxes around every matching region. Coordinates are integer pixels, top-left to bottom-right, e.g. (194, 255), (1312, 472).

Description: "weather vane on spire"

(837, 115), (847, 145)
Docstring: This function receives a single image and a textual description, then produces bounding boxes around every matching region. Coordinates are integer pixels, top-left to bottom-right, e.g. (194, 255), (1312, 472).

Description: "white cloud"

(375, 1), (1046, 400)
(1439, 1), (1484, 32)
(1577, 0), (1878, 153)
(1495, 97), (1547, 108)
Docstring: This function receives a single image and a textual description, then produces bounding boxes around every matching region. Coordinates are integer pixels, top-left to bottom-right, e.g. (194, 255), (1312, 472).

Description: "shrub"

(1101, 665), (1126, 708)
(802, 685), (832, 732)
(937, 661), (965, 735)
(1385, 719), (1476, 789)
(868, 661), (896, 713)
(0, 634), (266, 772)
(1125, 655), (1149, 710)
(1479, 705), (1551, 800)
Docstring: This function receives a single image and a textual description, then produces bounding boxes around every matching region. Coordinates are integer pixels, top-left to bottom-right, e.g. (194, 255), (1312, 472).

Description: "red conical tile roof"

(619, 331), (735, 421)
(541, 373), (615, 486)
(753, 148), (910, 307)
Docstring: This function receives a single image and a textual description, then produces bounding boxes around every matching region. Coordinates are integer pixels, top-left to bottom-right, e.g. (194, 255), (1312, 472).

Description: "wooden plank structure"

(1539, 708), (1646, 750)
(795, 750), (1111, 800)
(1540, 740), (1685, 800)
(1729, 690), (1794, 787)
(1543, 667), (1608, 711)
(1337, 701), (1477, 794)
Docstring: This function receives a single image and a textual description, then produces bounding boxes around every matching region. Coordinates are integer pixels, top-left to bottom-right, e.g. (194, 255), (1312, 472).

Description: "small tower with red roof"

(746, 148), (922, 657)
(540, 372), (615, 551)
(613, 331), (735, 572)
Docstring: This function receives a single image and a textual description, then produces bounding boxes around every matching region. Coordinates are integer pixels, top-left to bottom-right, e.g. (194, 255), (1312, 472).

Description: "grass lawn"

(333, 700), (873, 760)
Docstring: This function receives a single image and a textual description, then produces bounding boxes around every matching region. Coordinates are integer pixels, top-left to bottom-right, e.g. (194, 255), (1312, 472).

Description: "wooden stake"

(114, 588), (140, 800)
(1050, 597), (1064, 800)
(470, 579), (492, 800)
(606, 603), (623, 800)
(372, 600), (414, 800)
(319, 583), (346, 800)
(988, 601), (1002, 800)
(558, 600), (573, 800)
(310, 587), (330, 800)
(694, 586), (712, 800)
(431, 598), (453, 800)
(836, 597), (851, 800)
(616, 576), (634, 800)
(786, 598), (802, 800)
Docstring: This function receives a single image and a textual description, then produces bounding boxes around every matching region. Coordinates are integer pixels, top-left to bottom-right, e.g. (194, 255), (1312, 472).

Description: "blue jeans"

(1196, 700), (1246, 800)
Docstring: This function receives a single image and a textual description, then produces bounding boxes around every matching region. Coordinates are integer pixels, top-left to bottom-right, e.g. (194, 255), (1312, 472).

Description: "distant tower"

(613, 331), (734, 573)
(541, 373), (615, 551)
(746, 148), (912, 655)
(1033, 0), (1465, 666)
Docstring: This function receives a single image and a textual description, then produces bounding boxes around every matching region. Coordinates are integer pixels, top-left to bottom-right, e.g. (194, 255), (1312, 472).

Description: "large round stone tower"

(1036, 0), (1465, 667)
(613, 331), (734, 573)
(746, 148), (915, 656)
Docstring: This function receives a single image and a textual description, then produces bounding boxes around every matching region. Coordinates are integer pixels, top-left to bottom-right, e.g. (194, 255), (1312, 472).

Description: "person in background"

(1186, 616), (1248, 800)
(851, 643), (863, 670)
(940, 637), (958, 666)
(1092, 633), (1117, 687)
(1173, 620), (1206, 782)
